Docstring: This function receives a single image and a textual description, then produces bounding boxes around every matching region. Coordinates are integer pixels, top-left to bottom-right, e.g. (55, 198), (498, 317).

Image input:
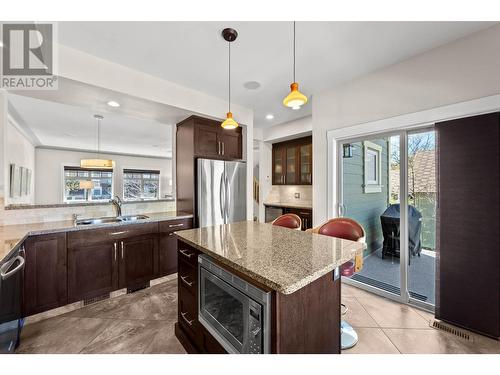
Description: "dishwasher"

(0, 246), (25, 354)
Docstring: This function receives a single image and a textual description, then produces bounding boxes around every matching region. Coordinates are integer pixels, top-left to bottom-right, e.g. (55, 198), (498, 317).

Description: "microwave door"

(197, 159), (226, 228)
(199, 268), (249, 353)
(224, 161), (247, 224)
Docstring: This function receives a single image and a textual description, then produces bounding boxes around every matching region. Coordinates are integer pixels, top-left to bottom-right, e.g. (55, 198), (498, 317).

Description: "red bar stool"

(316, 218), (366, 350)
(272, 213), (302, 230)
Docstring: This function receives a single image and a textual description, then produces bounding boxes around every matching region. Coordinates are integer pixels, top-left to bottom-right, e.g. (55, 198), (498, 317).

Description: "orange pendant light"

(283, 22), (308, 110)
(221, 28), (239, 129)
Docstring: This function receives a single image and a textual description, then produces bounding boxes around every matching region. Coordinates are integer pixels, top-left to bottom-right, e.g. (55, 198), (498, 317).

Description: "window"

(63, 167), (113, 203)
(363, 141), (382, 193)
(123, 169), (160, 201)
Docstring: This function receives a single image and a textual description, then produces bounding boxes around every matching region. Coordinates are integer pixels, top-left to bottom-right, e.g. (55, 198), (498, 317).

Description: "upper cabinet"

(185, 116), (243, 160)
(272, 136), (312, 185)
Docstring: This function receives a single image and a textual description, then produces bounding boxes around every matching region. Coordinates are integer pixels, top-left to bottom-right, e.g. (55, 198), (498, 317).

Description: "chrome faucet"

(110, 196), (123, 217)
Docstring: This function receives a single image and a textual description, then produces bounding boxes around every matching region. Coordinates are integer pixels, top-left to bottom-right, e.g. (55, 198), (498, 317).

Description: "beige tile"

(413, 307), (435, 324)
(465, 332), (500, 354)
(341, 282), (375, 298)
(341, 297), (379, 328)
(17, 317), (109, 354)
(383, 328), (475, 354)
(80, 320), (164, 354)
(356, 294), (430, 329)
(342, 328), (400, 354)
(144, 325), (186, 354)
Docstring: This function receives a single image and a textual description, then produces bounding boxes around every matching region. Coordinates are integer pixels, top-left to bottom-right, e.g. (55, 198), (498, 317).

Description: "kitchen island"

(174, 221), (365, 354)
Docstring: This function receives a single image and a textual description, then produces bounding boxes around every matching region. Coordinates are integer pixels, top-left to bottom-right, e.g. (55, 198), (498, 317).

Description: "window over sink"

(63, 166), (114, 203)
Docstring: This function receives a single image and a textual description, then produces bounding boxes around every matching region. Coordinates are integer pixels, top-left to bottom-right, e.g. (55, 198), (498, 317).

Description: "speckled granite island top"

(0, 211), (193, 264)
(175, 221), (365, 295)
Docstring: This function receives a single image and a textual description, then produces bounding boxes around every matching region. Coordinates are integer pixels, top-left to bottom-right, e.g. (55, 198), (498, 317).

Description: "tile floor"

(341, 283), (500, 354)
(15, 280), (500, 354)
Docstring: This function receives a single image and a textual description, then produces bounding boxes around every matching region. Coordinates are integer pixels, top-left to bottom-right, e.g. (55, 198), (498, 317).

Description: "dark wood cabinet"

(158, 218), (193, 277)
(119, 234), (158, 289)
(272, 136), (312, 185)
(68, 241), (118, 303)
(177, 115), (243, 214)
(284, 207), (313, 231)
(23, 233), (67, 316)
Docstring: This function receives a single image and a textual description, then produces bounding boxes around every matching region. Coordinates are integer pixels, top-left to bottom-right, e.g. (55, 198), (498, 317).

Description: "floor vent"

(127, 284), (149, 294)
(84, 293), (110, 306)
(431, 320), (473, 341)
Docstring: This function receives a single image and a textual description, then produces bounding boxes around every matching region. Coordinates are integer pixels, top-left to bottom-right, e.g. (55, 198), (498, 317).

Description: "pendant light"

(283, 21), (308, 110)
(221, 28), (239, 129)
(80, 114), (114, 169)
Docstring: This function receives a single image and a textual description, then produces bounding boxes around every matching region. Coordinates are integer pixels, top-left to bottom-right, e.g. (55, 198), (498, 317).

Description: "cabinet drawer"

(178, 259), (197, 296)
(68, 223), (159, 247)
(159, 218), (193, 234)
(178, 290), (199, 339)
(177, 241), (200, 267)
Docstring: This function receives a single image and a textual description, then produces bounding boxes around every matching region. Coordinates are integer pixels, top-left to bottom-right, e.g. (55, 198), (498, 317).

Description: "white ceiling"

(8, 79), (194, 157)
(57, 21), (496, 128)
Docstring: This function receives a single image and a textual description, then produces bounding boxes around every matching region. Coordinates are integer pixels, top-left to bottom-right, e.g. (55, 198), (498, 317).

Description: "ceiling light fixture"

(80, 115), (114, 169)
(283, 21), (308, 110)
(265, 114), (274, 120)
(220, 28), (239, 130)
(107, 100), (120, 108)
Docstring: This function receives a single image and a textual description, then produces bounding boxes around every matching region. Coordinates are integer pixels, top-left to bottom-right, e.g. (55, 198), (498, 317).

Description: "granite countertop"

(0, 211), (193, 264)
(263, 202), (313, 210)
(175, 221), (365, 295)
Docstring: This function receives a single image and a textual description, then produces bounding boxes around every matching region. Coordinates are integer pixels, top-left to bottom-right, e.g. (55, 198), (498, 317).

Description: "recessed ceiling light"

(107, 100), (120, 108)
(265, 114), (274, 120)
(243, 81), (261, 90)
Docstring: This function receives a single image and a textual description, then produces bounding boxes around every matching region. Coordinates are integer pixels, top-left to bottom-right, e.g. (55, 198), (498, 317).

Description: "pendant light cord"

(228, 41), (231, 113)
(97, 117), (100, 157)
(293, 21), (296, 83)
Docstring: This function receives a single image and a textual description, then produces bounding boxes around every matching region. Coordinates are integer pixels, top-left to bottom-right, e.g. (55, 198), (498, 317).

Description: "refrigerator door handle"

(219, 172), (225, 221)
(225, 174), (230, 222)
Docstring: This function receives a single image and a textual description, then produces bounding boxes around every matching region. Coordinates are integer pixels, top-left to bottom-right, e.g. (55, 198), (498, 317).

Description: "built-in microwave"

(198, 254), (271, 354)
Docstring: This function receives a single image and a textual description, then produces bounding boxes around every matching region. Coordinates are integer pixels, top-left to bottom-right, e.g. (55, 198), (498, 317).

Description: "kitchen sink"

(119, 215), (150, 222)
(75, 215), (149, 226)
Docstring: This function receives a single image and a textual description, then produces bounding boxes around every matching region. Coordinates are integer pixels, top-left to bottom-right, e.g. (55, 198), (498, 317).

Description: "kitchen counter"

(174, 221), (364, 294)
(0, 211), (193, 264)
(264, 201), (312, 210)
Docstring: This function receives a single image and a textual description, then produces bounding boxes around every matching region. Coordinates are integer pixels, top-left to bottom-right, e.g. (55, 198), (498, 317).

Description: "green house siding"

(343, 140), (389, 255)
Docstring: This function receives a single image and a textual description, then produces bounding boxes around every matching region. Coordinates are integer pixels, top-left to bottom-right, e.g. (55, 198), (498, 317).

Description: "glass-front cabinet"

(272, 136), (312, 185)
(299, 143), (312, 184)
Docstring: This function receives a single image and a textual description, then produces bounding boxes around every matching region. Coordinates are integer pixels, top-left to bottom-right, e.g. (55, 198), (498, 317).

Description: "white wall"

(34, 148), (172, 205)
(313, 24), (500, 225)
(4, 119), (36, 205)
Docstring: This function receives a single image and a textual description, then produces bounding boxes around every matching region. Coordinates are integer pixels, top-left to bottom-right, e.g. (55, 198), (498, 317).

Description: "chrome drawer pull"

(114, 242), (117, 261)
(110, 231), (127, 236)
(181, 311), (194, 326)
(180, 275), (194, 287)
(168, 223), (184, 228)
(179, 249), (194, 258)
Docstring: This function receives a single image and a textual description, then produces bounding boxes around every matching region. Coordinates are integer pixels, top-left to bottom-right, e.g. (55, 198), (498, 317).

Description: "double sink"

(75, 215), (149, 226)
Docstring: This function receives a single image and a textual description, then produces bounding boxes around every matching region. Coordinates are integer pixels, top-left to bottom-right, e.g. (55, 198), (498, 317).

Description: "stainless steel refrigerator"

(197, 158), (246, 227)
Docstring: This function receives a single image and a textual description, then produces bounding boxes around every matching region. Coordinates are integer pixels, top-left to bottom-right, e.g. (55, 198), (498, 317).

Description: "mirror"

(4, 78), (193, 209)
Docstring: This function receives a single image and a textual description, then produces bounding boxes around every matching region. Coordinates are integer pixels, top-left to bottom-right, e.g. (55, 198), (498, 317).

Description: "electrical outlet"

(294, 192), (300, 199)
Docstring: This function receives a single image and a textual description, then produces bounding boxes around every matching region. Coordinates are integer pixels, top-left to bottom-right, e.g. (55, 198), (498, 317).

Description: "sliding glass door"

(338, 128), (436, 311)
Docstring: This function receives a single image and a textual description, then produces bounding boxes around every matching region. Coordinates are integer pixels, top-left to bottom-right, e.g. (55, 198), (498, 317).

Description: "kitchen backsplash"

(0, 198), (176, 226)
(264, 185), (312, 206)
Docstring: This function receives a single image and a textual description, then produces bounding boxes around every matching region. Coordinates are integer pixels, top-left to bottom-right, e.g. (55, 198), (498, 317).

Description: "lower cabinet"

(22, 218), (193, 316)
(68, 242), (118, 303)
(119, 234), (158, 289)
(159, 218), (193, 277)
(23, 233), (67, 316)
